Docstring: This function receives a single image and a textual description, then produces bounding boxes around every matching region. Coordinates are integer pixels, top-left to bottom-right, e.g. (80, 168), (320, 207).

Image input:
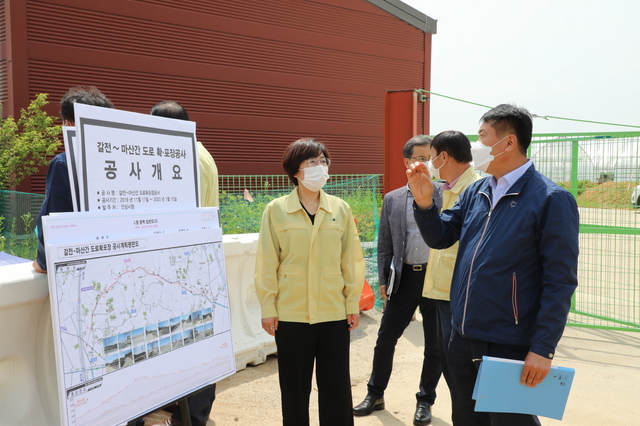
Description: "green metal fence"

(1, 176), (384, 299)
(527, 132), (640, 331)
(219, 174), (383, 304)
(17, 132), (640, 332)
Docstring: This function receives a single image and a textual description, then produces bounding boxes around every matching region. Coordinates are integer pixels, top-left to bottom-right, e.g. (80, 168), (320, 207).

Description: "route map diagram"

(46, 227), (235, 426)
(45, 106), (233, 426)
(55, 241), (229, 389)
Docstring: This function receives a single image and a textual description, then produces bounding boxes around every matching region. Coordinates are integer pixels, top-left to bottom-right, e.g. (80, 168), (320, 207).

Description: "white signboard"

(43, 207), (220, 242)
(73, 104), (200, 212)
(62, 127), (81, 211)
(44, 217), (234, 426)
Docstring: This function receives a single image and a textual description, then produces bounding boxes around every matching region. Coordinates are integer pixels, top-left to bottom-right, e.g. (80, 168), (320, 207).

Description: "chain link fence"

(219, 174), (383, 307)
(529, 132), (640, 331)
(1, 175), (384, 306)
(9, 129), (640, 328)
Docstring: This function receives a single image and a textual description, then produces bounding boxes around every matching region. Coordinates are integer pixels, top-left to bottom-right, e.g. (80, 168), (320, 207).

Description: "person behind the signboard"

(33, 86), (114, 273)
(150, 101), (218, 208)
(255, 138), (365, 426)
(149, 100), (218, 426)
(420, 130), (481, 419)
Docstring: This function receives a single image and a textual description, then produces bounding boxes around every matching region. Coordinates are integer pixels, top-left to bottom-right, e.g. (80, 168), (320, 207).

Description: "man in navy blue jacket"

(407, 104), (579, 426)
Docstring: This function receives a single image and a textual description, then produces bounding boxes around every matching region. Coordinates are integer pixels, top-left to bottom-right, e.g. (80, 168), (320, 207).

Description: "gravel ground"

(146, 308), (640, 426)
(206, 308), (454, 426)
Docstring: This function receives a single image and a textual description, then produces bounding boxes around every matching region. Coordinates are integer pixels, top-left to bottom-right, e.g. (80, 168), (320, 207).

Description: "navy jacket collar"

(478, 162), (537, 197)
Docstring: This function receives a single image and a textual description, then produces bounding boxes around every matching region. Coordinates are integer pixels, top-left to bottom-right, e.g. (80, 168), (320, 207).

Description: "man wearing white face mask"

(354, 135), (444, 426)
(469, 134), (509, 174)
(407, 105), (579, 426)
(422, 130), (481, 405)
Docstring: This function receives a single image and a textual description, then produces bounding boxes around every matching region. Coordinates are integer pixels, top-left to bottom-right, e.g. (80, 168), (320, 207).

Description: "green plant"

(7, 216), (18, 254)
(219, 190), (287, 234)
(341, 189), (382, 242)
(0, 93), (62, 189)
(19, 213), (36, 256)
(0, 216), (5, 252)
(0, 212), (38, 259)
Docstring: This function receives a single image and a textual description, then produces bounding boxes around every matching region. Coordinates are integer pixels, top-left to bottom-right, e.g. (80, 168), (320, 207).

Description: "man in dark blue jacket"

(407, 104), (579, 426)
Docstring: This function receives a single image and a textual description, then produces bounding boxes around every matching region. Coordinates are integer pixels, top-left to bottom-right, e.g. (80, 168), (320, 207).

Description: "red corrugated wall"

(2, 0), (431, 193)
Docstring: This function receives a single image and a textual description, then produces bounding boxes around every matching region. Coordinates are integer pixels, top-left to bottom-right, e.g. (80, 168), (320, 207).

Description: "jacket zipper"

(461, 196), (492, 336)
(461, 190), (519, 335)
(512, 272), (519, 324)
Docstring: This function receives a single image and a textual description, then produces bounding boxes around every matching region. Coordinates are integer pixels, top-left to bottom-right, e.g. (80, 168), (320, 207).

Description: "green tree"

(0, 93), (61, 189)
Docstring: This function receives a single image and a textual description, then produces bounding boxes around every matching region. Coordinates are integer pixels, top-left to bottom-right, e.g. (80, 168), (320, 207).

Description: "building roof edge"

(365, 0), (437, 34)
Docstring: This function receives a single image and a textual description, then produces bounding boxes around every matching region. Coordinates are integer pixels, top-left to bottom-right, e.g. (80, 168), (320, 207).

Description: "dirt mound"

(578, 181), (639, 207)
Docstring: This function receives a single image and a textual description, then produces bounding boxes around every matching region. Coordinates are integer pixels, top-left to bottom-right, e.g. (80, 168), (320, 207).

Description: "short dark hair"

(480, 104), (533, 153)
(430, 130), (473, 163)
(60, 86), (113, 123)
(150, 101), (190, 121)
(282, 138), (330, 185)
(402, 135), (433, 159)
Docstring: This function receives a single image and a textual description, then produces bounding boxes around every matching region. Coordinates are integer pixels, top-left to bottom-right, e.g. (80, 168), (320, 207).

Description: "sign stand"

(47, 105), (233, 425)
(177, 397), (193, 426)
(126, 396), (192, 426)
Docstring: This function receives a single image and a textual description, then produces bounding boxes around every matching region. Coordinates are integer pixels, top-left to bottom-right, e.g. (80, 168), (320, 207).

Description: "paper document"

(387, 257), (395, 298)
(43, 209), (233, 426)
(472, 356), (575, 420)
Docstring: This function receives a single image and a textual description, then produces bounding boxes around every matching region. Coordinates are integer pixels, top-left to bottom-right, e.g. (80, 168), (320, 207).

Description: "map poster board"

(44, 222), (234, 426)
(73, 104), (200, 212)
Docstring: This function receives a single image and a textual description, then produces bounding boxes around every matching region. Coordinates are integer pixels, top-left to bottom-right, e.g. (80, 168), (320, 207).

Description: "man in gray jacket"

(354, 135), (443, 426)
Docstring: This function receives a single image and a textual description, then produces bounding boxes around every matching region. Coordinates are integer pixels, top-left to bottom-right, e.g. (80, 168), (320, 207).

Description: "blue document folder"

(472, 356), (575, 420)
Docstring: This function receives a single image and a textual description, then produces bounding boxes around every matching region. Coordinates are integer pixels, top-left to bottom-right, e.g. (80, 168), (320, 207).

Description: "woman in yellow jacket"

(255, 138), (365, 426)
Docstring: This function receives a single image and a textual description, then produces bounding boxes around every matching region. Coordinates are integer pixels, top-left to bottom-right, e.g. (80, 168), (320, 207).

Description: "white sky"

(401, 0), (640, 135)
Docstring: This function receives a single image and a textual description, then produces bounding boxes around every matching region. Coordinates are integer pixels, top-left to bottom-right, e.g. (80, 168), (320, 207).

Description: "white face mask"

(298, 165), (329, 192)
(425, 152), (443, 180)
(470, 135), (508, 173)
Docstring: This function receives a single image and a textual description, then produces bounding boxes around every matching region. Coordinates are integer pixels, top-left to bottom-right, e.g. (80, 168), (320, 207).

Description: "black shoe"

(353, 395), (385, 416)
(413, 401), (432, 425)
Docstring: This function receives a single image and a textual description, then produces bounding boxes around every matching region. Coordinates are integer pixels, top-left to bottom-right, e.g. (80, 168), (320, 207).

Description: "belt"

(403, 263), (427, 272)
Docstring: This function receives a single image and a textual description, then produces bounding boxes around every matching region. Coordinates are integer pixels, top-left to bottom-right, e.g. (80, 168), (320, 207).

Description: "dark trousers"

(436, 300), (455, 396)
(275, 320), (353, 426)
(172, 384), (216, 426)
(448, 331), (542, 426)
(367, 264), (442, 404)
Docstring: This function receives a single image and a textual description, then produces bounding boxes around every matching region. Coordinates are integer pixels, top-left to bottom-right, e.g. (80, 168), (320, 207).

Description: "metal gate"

(529, 132), (640, 331)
